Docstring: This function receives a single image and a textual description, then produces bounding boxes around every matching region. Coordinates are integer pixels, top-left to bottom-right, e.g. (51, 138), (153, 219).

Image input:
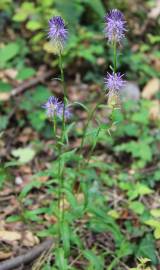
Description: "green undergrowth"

(1, 97), (160, 269)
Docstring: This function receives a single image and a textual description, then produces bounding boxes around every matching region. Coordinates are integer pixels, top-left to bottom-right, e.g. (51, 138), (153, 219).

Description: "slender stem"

(59, 52), (67, 102)
(57, 145), (62, 244)
(59, 52), (67, 142)
(57, 51), (68, 242)
(113, 41), (117, 73)
(53, 114), (57, 136)
(86, 126), (101, 164)
(79, 102), (99, 154)
(76, 102), (101, 196)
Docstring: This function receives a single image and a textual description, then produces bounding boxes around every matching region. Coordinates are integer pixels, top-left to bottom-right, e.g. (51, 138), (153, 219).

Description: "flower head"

(42, 96), (72, 120)
(104, 9), (126, 43)
(104, 72), (125, 92)
(42, 96), (62, 118)
(57, 104), (72, 120)
(48, 16), (68, 51)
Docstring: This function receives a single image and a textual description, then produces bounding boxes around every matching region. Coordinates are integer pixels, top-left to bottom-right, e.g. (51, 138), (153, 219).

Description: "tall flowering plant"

(76, 10), (127, 207)
(42, 9), (127, 262)
(42, 16), (70, 248)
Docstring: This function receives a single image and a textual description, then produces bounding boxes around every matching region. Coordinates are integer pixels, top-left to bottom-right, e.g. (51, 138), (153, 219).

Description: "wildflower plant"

(43, 16), (70, 249)
(42, 9), (127, 265)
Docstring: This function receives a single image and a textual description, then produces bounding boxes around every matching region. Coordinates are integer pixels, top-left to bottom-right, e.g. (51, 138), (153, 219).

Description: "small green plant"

(130, 257), (152, 270)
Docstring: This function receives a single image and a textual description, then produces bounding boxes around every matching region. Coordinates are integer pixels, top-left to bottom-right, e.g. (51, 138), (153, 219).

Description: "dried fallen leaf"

(142, 78), (160, 99)
(0, 230), (21, 242)
(22, 231), (39, 247)
(0, 93), (10, 101)
(148, 0), (160, 19)
(0, 251), (12, 260)
(0, 230), (39, 247)
(149, 100), (160, 120)
(4, 69), (17, 79)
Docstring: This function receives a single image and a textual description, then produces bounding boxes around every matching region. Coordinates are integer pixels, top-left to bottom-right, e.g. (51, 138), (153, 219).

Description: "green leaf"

(0, 167), (8, 189)
(55, 248), (68, 270)
(39, 0), (54, 7)
(108, 210), (120, 219)
(145, 219), (160, 239)
(61, 221), (70, 255)
(129, 201), (145, 215)
(60, 149), (77, 162)
(148, 34), (160, 44)
(55, 0), (84, 30)
(151, 209), (160, 218)
(0, 42), (20, 64)
(136, 234), (158, 264)
(24, 208), (48, 221)
(20, 180), (42, 198)
(83, 0), (105, 17)
(13, 13), (28, 22)
(26, 21), (42, 31)
(12, 147), (36, 164)
(28, 110), (45, 131)
(0, 81), (12, 92)
(128, 183), (153, 200)
(115, 141), (152, 162)
(73, 101), (89, 112)
(17, 67), (36, 80)
(0, 116), (8, 131)
(135, 183), (153, 196)
(20, 86), (51, 111)
(83, 250), (104, 270)
(13, 2), (36, 22)
(6, 215), (21, 222)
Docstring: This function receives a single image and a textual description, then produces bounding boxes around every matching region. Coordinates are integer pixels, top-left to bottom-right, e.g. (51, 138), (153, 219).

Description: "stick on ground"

(0, 238), (54, 270)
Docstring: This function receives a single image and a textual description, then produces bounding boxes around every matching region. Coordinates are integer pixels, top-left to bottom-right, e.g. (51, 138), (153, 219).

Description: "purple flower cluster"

(104, 72), (125, 93)
(48, 16), (68, 50)
(42, 96), (71, 120)
(104, 9), (126, 43)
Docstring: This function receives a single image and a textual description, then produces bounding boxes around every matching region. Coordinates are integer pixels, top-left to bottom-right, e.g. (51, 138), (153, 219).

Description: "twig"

(0, 238), (54, 270)
(10, 71), (53, 97)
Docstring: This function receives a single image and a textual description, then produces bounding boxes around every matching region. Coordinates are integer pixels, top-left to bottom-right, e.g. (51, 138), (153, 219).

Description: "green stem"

(86, 126), (101, 164)
(59, 52), (67, 103)
(57, 51), (67, 243)
(79, 102), (99, 154)
(113, 41), (117, 73)
(57, 145), (62, 244)
(53, 113), (57, 136)
(76, 102), (100, 197)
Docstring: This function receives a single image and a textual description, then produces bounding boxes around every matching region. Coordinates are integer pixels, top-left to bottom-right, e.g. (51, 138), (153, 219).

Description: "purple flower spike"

(57, 105), (72, 120)
(48, 16), (68, 51)
(104, 72), (125, 92)
(42, 96), (62, 118)
(104, 9), (126, 43)
(42, 96), (72, 120)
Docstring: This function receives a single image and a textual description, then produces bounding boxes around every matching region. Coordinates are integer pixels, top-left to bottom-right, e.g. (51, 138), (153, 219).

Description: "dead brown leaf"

(149, 100), (160, 120)
(0, 92), (10, 101)
(0, 251), (13, 260)
(142, 78), (160, 99)
(4, 69), (17, 79)
(22, 231), (39, 247)
(0, 230), (21, 242)
(0, 230), (39, 247)
(148, 0), (160, 19)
